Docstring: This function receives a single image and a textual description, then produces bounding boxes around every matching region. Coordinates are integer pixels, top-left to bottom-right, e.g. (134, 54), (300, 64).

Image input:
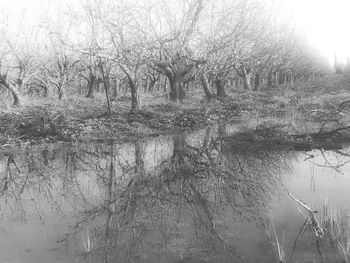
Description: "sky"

(0, 0), (349, 64)
(280, 0), (350, 64)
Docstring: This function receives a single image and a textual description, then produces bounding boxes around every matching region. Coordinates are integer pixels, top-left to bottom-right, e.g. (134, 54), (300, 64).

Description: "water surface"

(1, 125), (350, 263)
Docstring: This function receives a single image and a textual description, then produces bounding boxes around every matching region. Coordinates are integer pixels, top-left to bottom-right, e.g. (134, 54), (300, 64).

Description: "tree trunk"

(99, 62), (111, 115)
(254, 73), (260, 91)
(86, 73), (96, 98)
(57, 73), (67, 100)
(278, 70), (284, 85)
(200, 73), (212, 99)
(267, 71), (273, 89)
(113, 78), (119, 98)
(12, 87), (21, 105)
(103, 76), (111, 114)
(169, 77), (185, 103)
(243, 74), (251, 90)
(0, 80), (21, 106)
(173, 133), (186, 166)
(215, 78), (226, 97)
(11, 87), (21, 106)
(129, 78), (139, 111)
(58, 85), (65, 100)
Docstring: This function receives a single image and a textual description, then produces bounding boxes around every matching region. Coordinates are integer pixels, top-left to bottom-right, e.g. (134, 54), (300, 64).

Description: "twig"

(288, 192), (314, 213)
(288, 192), (325, 238)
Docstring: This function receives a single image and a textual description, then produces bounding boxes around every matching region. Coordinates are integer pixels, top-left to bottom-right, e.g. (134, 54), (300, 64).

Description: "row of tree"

(0, 0), (332, 110)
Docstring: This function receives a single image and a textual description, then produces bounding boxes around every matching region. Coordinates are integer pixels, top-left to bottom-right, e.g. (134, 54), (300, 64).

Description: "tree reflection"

(69, 129), (293, 262)
(0, 129), (296, 262)
(306, 148), (350, 175)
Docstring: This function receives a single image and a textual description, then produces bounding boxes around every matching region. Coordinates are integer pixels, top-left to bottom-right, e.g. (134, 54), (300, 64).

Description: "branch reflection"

(0, 127), (296, 262)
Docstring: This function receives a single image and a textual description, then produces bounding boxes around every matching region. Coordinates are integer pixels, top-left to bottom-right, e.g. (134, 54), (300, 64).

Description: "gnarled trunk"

(56, 73), (67, 100)
(10, 87), (21, 106)
(200, 73), (212, 99)
(119, 64), (139, 111)
(86, 74), (96, 98)
(86, 78), (95, 98)
(215, 78), (226, 96)
(0, 79), (21, 106)
(169, 76), (185, 103)
(236, 66), (251, 90)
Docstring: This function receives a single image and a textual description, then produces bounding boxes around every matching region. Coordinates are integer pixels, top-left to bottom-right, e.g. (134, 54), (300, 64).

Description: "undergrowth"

(0, 74), (350, 145)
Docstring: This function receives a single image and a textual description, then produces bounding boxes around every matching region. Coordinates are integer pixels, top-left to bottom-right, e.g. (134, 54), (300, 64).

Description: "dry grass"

(288, 195), (350, 263)
(316, 201), (350, 262)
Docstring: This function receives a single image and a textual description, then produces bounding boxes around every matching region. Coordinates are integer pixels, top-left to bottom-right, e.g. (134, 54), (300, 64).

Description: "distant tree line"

(334, 55), (350, 74)
(0, 0), (332, 110)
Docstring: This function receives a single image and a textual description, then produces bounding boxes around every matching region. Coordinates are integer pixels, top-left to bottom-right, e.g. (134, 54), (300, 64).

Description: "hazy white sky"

(0, 0), (349, 63)
(281, 0), (350, 63)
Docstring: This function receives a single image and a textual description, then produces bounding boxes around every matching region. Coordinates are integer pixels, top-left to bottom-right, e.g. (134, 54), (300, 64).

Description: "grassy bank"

(1, 74), (350, 147)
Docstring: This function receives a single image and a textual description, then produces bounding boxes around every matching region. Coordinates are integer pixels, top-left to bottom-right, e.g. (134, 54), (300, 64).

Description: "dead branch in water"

(288, 192), (325, 238)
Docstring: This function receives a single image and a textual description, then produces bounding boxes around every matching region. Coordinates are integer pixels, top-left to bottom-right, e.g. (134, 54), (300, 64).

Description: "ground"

(1, 73), (350, 149)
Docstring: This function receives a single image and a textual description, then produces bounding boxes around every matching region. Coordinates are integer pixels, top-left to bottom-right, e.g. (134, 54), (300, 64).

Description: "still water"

(0, 125), (350, 263)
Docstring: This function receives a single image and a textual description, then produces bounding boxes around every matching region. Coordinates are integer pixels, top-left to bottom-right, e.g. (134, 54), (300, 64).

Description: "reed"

(82, 228), (92, 255)
(333, 215), (350, 263)
(264, 217), (286, 263)
(289, 193), (350, 262)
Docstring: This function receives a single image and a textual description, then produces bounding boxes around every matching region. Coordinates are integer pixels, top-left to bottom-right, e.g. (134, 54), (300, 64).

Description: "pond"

(0, 124), (350, 263)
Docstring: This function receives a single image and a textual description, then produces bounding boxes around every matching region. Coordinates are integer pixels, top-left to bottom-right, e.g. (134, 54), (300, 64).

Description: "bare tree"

(148, 0), (206, 102)
(0, 29), (22, 105)
(46, 49), (81, 100)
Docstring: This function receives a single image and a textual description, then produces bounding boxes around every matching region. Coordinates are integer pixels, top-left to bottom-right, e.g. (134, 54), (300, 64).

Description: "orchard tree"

(0, 21), (41, 105)
(196, 0), (272, 95)
(46, 49), (81, 100)
(44, 17), (83, 100)
(78, 0), (153, 111)
(102, 4), (148, 111)
(149, 0), (207, 102)
(0, 38), (22, 105)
